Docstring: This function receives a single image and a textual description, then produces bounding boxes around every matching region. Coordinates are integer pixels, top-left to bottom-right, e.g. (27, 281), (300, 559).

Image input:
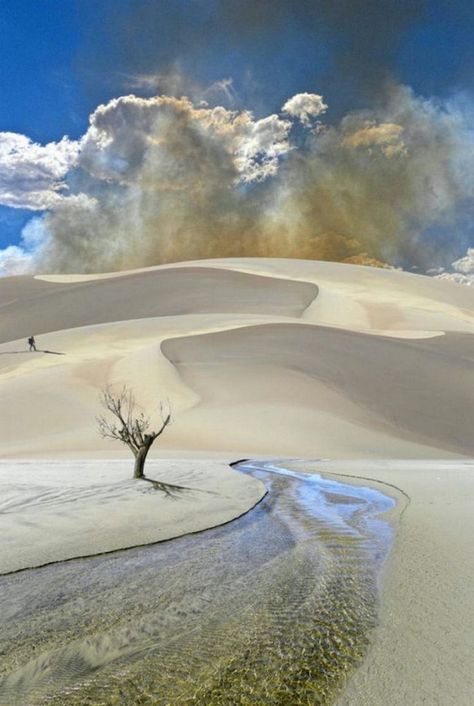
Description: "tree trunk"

(133, 446), (150, 479)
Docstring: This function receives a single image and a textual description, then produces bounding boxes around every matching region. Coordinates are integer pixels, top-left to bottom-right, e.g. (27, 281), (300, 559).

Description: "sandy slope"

(0, 258), (473, 459)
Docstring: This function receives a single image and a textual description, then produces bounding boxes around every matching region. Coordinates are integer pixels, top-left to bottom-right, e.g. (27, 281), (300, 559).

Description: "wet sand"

(287, 459), (474, 706)
(0, 463), (394, 705)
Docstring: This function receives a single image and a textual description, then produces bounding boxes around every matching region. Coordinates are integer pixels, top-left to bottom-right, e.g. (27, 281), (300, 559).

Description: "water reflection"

(0, 461), (395, 705)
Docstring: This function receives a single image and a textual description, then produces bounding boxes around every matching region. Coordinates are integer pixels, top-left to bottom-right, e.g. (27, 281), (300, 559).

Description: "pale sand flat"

(286, 460), (474, 706)
(0, 459), (265, 575)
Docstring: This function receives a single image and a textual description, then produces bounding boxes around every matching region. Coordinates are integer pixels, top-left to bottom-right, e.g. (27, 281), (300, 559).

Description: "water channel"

(0, 461), (396, 705)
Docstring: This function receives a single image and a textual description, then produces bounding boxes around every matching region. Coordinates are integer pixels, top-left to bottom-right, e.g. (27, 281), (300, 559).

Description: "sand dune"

(162, 323), (474, 457)
(0, 266), (317, 344)
(1, 258), (473, 703)
(0, 259), (472, 458)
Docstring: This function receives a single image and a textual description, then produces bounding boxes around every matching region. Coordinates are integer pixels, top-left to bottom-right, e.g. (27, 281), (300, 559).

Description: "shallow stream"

(0, 461), (395, 705)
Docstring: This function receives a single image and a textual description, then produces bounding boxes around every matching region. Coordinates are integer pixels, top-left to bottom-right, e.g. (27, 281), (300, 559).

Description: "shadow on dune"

(0, 350), (66, 356)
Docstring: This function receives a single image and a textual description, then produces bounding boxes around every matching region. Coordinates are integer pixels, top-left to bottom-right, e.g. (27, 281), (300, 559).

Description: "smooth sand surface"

(283, 460), (474, 706)
(0, 459), (265, 574)
(1, 259), (473, 702)
(1, 259), (473, 459)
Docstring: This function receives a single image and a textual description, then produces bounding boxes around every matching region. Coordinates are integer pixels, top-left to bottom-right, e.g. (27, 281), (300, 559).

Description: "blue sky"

(1, 1), (474, 274)
(2, 0), (473, 145)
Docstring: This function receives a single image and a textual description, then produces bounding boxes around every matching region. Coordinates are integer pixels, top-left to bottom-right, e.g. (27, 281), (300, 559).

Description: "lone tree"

(97, 386), (171, 480)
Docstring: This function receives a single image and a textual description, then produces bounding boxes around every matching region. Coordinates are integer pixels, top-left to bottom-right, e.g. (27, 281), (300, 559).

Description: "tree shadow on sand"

(140, 475), (220, 498)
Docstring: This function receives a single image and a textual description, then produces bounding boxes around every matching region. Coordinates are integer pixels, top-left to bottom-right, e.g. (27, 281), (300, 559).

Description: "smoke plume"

(1, 83), (474, 275)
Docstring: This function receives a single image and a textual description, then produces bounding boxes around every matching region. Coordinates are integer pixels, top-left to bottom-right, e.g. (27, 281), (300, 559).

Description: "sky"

(1, 0), (474, 281)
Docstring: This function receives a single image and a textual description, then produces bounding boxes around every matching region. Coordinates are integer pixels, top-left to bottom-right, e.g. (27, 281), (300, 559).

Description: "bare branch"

(96, 415), (124, 442)
(149, 410), (171, 441)
(97, 385), (173, 482)
(100, 386), (141, 451)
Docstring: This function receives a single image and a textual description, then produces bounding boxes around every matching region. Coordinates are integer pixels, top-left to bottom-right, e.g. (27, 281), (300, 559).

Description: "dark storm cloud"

(218, 0), (427, 95)
(75, 0), (427, 113)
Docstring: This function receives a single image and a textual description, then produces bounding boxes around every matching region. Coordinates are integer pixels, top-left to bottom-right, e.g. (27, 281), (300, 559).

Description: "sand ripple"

(0, 462), (395, 705)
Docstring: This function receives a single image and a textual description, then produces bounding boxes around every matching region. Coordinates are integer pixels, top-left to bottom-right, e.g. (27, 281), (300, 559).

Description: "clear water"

(0, 461), (395, 705)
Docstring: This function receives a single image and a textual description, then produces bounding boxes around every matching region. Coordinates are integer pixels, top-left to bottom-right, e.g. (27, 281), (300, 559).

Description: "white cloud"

(0, 132), (80, 210)
(234, 114), (292, 182)
(433, 247), (474, 286)
(79, 94), (292, 185)
(20, 216), (49, 249)
(0, 215), (50, 276)
(435, 272), (474, 286)
(0, 245), (35, 276)
(282, 93), (328, 127)
(452, 247), (474, 274)
(30, 94), (294, 272)
(2, 83), (474, 277)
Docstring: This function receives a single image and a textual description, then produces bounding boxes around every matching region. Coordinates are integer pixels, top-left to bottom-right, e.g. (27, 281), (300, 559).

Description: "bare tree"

(97, 386), (171, 481)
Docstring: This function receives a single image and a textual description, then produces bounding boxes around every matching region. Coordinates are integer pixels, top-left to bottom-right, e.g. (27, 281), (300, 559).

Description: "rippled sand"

(0, 463), (394, 705)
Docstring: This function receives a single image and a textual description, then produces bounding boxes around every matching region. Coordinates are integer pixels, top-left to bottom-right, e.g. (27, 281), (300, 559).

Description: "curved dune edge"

(161, 322), (474, 457)
(285, 459), (474, 706)
(1, 259), (473, 460)
(0, 459), (266, 575)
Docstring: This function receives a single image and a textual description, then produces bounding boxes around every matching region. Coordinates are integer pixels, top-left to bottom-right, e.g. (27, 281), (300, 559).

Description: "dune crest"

(0, 259), (473, 458)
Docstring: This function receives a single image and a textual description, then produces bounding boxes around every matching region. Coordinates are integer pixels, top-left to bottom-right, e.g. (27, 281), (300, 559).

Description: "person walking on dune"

(28, 335), (37, 352)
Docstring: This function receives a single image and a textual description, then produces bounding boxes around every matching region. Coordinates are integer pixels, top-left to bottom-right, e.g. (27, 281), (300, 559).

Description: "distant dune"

(0, 258), (473, 459)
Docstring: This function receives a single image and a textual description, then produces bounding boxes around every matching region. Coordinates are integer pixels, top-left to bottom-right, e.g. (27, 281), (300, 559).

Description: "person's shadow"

(0, 350), (66, 356)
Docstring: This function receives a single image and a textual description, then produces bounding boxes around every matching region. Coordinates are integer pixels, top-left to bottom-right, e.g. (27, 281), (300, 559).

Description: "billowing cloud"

(234, 114), (292, 182)
(452, 247), (474, 275)
(30, 95), (292, 272)
(0, 217), (49, 276)
(0, 245), (34, 276)
(1, 84), (474, 275)
(0, 133), (80, 210)
(79, 94), (291, 185)
(436, 272), (474, 286)
(264, 85), (474, 266)
(342, 122), (406, 157)
(434, 247), (474, 286)
(282, 93), (328, 127)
